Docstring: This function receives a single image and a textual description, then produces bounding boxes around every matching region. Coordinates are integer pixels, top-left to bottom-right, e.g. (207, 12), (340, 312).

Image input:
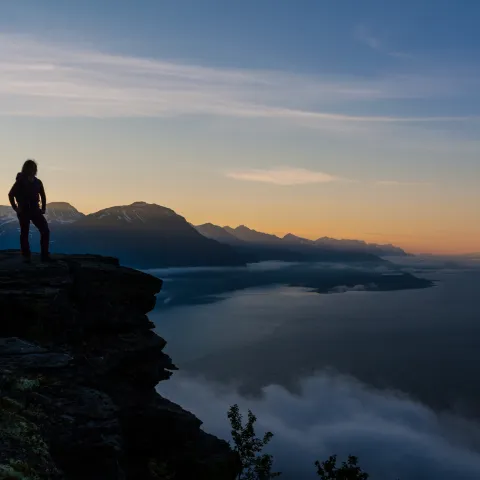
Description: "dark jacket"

(8, 172), (46, 212)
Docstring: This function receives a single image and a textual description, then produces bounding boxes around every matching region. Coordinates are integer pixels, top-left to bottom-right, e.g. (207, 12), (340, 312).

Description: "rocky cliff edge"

(0, 251), (238, 480)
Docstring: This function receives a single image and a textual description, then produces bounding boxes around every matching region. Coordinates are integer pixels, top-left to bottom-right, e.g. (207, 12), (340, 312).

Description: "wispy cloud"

(354, 25), (413, 59)
(226, 170), (432, 187)
(376, 180), (432, 186)
(226, 167), (343, 185)
(354, 25), (383, 51)
(0, 33), (476, 127)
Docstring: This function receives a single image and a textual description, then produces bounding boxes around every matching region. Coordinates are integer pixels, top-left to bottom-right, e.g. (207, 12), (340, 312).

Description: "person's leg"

(17, 212), (31, 258)
(30, 210), (50, 259)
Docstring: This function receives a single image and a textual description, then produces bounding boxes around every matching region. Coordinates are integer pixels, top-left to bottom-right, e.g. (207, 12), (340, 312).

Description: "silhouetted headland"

(0, 251), (239, 479)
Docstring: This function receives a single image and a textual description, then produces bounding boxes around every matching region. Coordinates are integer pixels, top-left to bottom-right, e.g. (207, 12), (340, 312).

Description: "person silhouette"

(8, 159), (51, 263)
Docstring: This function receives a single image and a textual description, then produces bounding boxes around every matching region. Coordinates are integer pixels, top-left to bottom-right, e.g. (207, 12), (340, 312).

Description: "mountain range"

(0, 201), (407, 268)
(196, 223), (407, 257)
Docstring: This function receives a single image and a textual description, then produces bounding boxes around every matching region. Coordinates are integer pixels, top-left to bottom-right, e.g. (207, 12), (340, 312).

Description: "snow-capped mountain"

(0, 206), (14, 217)
(45, 202), (85, 224)
(0, 207), (17, 237)
(77, 202), (179, 228)
(58, 202), (245, 268)
(0, 201), (245, 267)
(0, 202), (85, 239)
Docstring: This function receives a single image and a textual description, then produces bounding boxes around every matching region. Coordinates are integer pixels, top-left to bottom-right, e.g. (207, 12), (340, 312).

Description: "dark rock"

(0, 351), (72, 371)
(0, 252), (238, 479)
(0, 337), (47, 355)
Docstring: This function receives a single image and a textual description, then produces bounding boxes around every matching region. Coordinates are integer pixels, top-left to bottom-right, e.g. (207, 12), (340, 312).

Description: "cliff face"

(0, 252), (238, 480)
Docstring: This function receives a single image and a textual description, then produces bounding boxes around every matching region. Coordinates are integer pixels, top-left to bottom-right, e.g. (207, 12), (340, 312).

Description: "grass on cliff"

(0, 374), (58, 480)
(228, 404), (370, 480)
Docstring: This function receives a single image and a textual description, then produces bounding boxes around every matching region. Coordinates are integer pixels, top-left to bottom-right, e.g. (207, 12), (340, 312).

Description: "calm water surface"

(148, 262), (480, 480)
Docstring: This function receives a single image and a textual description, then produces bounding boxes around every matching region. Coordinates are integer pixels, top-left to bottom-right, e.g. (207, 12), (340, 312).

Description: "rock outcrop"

(0, 251), (238, 480)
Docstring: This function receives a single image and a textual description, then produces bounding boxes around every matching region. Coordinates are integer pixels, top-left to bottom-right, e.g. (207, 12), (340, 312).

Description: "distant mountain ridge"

(196, 223), (408, 257)
(223, 225), (282, 245)
(196, 223), (242, 244)
(0, 201), (405, 267)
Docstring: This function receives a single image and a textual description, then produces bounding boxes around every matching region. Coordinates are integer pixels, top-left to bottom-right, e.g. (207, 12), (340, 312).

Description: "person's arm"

(8, 183), (18, 212)
(39, 181), (46, 213)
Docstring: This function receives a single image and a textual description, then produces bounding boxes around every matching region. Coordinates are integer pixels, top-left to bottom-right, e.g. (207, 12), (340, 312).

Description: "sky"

(0, 0), (479, 254)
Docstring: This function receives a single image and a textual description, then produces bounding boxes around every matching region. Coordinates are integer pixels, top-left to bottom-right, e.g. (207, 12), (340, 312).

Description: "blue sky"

(0, 0), (479, 252)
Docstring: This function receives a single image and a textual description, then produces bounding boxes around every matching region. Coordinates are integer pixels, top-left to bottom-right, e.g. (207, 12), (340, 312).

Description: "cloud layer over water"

(158, 372), (480, 480)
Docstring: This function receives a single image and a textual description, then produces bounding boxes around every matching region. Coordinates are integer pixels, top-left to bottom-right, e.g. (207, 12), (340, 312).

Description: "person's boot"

(22, 255), (32, 264)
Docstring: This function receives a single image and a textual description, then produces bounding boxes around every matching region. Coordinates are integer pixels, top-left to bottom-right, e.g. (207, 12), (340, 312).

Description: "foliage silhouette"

(228, 404), (281, 479)
(315, 455), (369, 479)
(228, 404), (371, 480)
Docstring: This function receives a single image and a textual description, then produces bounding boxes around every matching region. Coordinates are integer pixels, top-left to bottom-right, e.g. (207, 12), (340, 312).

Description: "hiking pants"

(17, 210), (50, 258)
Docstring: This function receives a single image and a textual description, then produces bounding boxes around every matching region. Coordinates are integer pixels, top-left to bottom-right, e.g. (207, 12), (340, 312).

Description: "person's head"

(22, 159), (38, 179)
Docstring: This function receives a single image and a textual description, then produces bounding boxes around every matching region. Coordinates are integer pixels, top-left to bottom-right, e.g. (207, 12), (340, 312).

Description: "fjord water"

(150, 261), (480, 480)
